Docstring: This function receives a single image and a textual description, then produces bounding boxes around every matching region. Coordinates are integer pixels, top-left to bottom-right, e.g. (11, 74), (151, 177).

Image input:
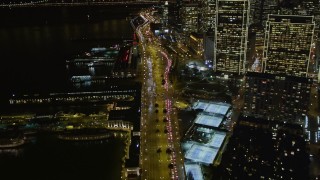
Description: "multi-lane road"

(137, 11), (185, 180)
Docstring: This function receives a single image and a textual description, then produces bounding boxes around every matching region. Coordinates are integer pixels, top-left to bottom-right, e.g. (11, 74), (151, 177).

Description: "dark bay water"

(0, 6), (135, 95)
(0, 133), (125, 180)
(0, 6), (140, 180)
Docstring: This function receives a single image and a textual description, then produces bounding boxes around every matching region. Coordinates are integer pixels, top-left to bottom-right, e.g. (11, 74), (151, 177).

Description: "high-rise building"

(189, 33), (204, 56)
(313, 1), (320, 72)
(199, 0), (216, 32)
(161, 1), (169, 28)
(204, 32), (214, 62)
(171, 0), (183, 29)
(249, 0), (278, 26)
(180, 0), (216, 33)
(248, 0), (278, 73)
(243, 72), (312, 124)
(220, 115), (309, 180)
(263, 15), (315, 77)
(301, 0), (315, 15)
(180, 2), (199, 33)
(214, 0), (250, 75)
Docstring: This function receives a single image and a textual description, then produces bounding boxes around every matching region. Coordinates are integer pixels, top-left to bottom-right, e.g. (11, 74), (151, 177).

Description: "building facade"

(263, 15), (315, 77)
(189, 33), (204, 56)
(249, 0), (278, 26)
(243, 72), (312, 124)
(181, 3), (200, 33)
(199, 0), (216, 32)
(214, 0), (250, 75)
(161, 1), (169, 28)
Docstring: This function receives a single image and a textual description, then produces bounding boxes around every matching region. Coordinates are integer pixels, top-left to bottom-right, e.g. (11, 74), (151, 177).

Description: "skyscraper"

(263, 15), (315, 77)
(302, 0), (316, 16)
(249, 0), (278, 26)
(243, 72), (312, 124)
(161, 1), (169, 28)
(180, 2), (199, 33)
(214, 0), (250, 75)
(199, 0), (216, 32)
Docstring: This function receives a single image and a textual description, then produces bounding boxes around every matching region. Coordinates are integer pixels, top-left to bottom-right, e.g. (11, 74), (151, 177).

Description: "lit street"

(137, 10), (185, 180)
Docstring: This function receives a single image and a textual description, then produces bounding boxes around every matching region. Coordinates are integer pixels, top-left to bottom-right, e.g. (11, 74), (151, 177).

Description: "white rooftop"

(185, 164), (204, 180)
(205, 103), (230, 115)
(193, 101), (230, 115)
(194, 113), (224, 128)
(196, 127), (214, 134)
(206, 133), (226, 148)
(185, 144), (218, 165)
(193, 101), (208, 110)
(182, 141), (194, 151)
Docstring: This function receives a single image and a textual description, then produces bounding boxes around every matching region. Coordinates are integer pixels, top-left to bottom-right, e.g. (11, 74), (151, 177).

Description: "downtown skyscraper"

(263, 15), (315, 77)
(180, 2), (199, 33)
(243, 14), (315, 123)
(199, 0), (216, 32)
(243, 72), (312, 123)
(214, 0), (250, 75)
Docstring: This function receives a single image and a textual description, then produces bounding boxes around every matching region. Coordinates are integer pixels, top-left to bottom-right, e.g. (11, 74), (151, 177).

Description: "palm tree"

(166, 148), (172, 154)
